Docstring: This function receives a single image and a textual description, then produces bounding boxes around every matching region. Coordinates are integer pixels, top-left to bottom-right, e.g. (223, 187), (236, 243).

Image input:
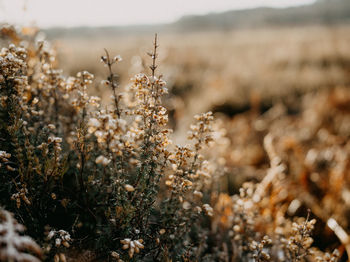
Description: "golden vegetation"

(0, 24), (349, 261)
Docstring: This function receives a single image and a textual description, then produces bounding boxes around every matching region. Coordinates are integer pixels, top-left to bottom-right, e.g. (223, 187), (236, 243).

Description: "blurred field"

(51, 25), (350, 137)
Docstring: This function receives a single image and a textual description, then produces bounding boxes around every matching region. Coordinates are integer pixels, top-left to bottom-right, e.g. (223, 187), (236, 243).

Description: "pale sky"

(0, 0), (316, 28)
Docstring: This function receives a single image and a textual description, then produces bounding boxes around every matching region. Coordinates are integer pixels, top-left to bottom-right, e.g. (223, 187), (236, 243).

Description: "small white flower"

(95, 155), (111, 166)
(88, 118), (101, 128)
(120, 238), (144, 258)
(202, 204), (214, 217)
(47, 124), (56, 130)
(124, 184), (135, 192)
(113, 55), (122, 63)
(101, 80), (110, 86)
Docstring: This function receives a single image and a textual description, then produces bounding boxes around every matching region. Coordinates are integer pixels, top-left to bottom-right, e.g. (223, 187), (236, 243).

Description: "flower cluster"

(120, 238), (145, 258)
(249, 236), (272, 262)
(188, 111), (214, 151)
(0, 150), (11, 169)
(47, 229), (72, 248)
(47, 230), (72, 262)
(281, 215), (317, 261)
(11, 186), (31, 208)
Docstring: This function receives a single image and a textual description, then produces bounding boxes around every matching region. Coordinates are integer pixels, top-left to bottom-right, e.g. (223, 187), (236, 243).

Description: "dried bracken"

(0, 209), (42, 262)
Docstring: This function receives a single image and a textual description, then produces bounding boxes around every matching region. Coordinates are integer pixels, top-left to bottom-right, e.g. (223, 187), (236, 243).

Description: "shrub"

(0, 27), (217, 261)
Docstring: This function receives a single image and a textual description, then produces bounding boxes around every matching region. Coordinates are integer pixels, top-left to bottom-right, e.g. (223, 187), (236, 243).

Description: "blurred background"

(1, 0), (349, 132)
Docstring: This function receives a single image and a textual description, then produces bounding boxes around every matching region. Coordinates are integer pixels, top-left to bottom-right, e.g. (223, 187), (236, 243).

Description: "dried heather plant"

(0, 28), (219, 261)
